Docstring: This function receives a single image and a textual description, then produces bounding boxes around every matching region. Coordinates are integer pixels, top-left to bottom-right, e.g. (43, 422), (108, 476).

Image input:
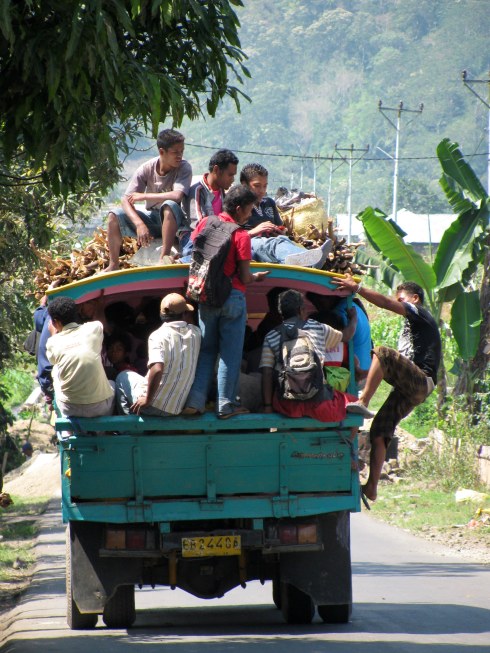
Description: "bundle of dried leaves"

(31, 229), (137, 298)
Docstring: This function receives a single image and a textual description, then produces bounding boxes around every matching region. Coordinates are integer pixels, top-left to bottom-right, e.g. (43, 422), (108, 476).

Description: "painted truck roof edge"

(45, 263), (359, 303)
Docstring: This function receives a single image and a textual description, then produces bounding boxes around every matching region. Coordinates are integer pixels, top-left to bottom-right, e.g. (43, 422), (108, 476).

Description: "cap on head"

(160, 293), (194, 317)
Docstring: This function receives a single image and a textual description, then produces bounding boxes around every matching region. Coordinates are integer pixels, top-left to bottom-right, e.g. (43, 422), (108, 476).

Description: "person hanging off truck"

(103, 129), (193, 271)
(333, 276), (442, 504)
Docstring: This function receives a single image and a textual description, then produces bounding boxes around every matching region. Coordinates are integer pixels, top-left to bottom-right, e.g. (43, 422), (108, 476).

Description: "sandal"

(360, 487), (371, 511)
(218, 406), (250, 420)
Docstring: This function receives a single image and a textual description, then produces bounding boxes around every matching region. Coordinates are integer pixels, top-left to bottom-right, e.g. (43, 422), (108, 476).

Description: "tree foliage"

(0, 0), (249, 416)
(0, 0), (248, 194)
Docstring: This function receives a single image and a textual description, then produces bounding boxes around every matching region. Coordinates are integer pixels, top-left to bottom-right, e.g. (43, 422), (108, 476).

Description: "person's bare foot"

(102, 263), (120, 273)
(362, 482), (377, 502)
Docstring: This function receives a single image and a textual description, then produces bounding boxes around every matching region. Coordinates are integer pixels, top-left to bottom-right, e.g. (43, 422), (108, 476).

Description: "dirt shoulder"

(0, 419), (60, 615)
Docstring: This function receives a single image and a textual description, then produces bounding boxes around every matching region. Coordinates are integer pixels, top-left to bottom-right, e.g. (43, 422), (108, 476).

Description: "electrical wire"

(184, 141), (489, 162)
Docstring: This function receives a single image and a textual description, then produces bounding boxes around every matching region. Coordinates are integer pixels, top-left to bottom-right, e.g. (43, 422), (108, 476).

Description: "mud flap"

(69, 522), (142, 614)
(277, 511), (352, 606)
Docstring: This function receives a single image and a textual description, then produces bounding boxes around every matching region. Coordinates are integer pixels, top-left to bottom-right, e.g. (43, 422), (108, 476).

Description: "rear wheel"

(272, 578), (282, 609)
(318, 603), (352, 624)
(66, 526), (98, 630)
(280, 582), (314, 624)
(102, 585), (136, 629)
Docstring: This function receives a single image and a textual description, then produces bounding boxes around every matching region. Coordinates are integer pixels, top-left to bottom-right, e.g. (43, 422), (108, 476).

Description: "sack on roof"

(275, 323), (330, 401)
(187, 216), (239, 308)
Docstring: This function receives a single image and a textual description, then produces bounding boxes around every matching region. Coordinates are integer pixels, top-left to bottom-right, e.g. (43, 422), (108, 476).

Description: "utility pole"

(334, 144), (369, 243)
(462, 69), (490, 195)
(378, 100), (424, 222)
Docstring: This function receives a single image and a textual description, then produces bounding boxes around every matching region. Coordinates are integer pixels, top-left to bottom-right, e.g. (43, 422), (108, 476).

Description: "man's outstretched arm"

(333, 275), (406, 316)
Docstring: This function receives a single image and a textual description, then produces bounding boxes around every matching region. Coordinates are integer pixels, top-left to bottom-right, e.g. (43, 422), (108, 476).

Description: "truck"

(51, 263), (364, 629)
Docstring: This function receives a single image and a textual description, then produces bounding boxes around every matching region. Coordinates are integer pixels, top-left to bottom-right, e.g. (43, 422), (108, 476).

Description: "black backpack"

(275, 323), (331, 401)
(187, 216), (240, 308)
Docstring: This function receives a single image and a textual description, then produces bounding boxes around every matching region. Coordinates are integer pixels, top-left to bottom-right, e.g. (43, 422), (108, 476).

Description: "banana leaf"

(433, 204), (488, 290)
(450, 290), (482, 361)
(357, 206), (436, 291)
(354, 248), (405, 290)
(437, 138), (488, 204)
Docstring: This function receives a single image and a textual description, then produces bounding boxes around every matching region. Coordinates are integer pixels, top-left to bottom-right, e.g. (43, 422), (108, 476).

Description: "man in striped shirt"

(260, 289), (357, 421)
(115, 293), (201, 416)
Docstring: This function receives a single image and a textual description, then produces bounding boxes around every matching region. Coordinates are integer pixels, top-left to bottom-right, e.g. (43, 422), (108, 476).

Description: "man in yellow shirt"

(46, 297), (115, 417)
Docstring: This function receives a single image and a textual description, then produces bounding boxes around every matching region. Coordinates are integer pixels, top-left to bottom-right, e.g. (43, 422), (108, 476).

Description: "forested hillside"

(129, 0), (489, 217)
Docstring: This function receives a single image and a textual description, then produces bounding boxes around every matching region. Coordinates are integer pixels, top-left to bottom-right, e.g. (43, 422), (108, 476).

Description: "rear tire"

(66, 526), (98, 630)
(102, 585), (136, 629)
(318, 603), (352, 624)
(280, 582), (314, 624)
(272, 578), (282, 609)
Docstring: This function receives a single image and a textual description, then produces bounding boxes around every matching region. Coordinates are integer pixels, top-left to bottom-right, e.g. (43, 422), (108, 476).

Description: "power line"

(184, 141), (488, 162)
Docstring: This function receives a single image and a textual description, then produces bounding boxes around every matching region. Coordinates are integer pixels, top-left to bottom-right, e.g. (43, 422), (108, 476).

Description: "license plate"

(181, 535), (241, 558)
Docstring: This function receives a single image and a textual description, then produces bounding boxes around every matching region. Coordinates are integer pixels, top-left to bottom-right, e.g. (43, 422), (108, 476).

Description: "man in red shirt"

(184, 185), (269, 419)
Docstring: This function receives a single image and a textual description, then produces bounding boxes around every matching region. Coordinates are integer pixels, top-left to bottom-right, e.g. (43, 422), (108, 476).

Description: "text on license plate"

(181, 535), (241, 558)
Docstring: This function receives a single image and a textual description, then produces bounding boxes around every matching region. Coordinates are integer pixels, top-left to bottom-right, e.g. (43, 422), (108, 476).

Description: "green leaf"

(354, 248), (405, 290)
(450, 291), (482, 360)
(358, 206), (437, 291)
(433, 203), (487, 290)
(0, 0), (13, 43)
(46, 56), (61, 102)
(437, 138), (488, 203)
(66, 8), (84, 61)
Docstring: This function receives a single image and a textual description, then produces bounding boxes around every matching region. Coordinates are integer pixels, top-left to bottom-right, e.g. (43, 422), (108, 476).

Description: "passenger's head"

(105, 301), (135, 331)
(240, 163), (269, 202)
(222, 185), (257, 225)
(160, 293), (194, 322)
(47, 297), (79, 326)
(278, 289), (304, 320)
(319, 312), (344, 330)
(266, 287), (285, 314)
(78, 297), (102, 322)
(305, 291), (339, 312)
(208, 149), (239, 191)
(396, 282), (424, 306)
(105, 331), (132, 366)
(157, 129), (185, 168)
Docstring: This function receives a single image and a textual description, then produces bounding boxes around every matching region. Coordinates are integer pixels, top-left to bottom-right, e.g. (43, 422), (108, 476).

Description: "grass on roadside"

(370, 481), (479, 532)
(0, 496), (50, 583)
(369, 480), (490, 552)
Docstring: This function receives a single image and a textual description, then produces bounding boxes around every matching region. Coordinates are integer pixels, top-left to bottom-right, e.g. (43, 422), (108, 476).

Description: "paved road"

(1, 500), (489, 653)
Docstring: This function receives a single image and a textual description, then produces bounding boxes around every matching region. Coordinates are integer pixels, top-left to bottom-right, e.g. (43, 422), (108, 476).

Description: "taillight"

(275, 523), (318, 546)
(105, 528), (126, 549)
(298, 523), (317, 544)
(105, 527), (156, 550)
(126, 529), (146, 549)
(278, 524), (297, 545)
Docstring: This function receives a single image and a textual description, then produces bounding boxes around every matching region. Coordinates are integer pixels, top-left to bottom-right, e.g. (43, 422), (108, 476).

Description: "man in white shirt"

(46, 297), (115, 417)
(115, 294), (201, 416)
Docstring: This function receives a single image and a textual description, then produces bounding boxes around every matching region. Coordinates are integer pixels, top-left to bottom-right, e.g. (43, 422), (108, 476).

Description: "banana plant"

(355, 138), (489, 368)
